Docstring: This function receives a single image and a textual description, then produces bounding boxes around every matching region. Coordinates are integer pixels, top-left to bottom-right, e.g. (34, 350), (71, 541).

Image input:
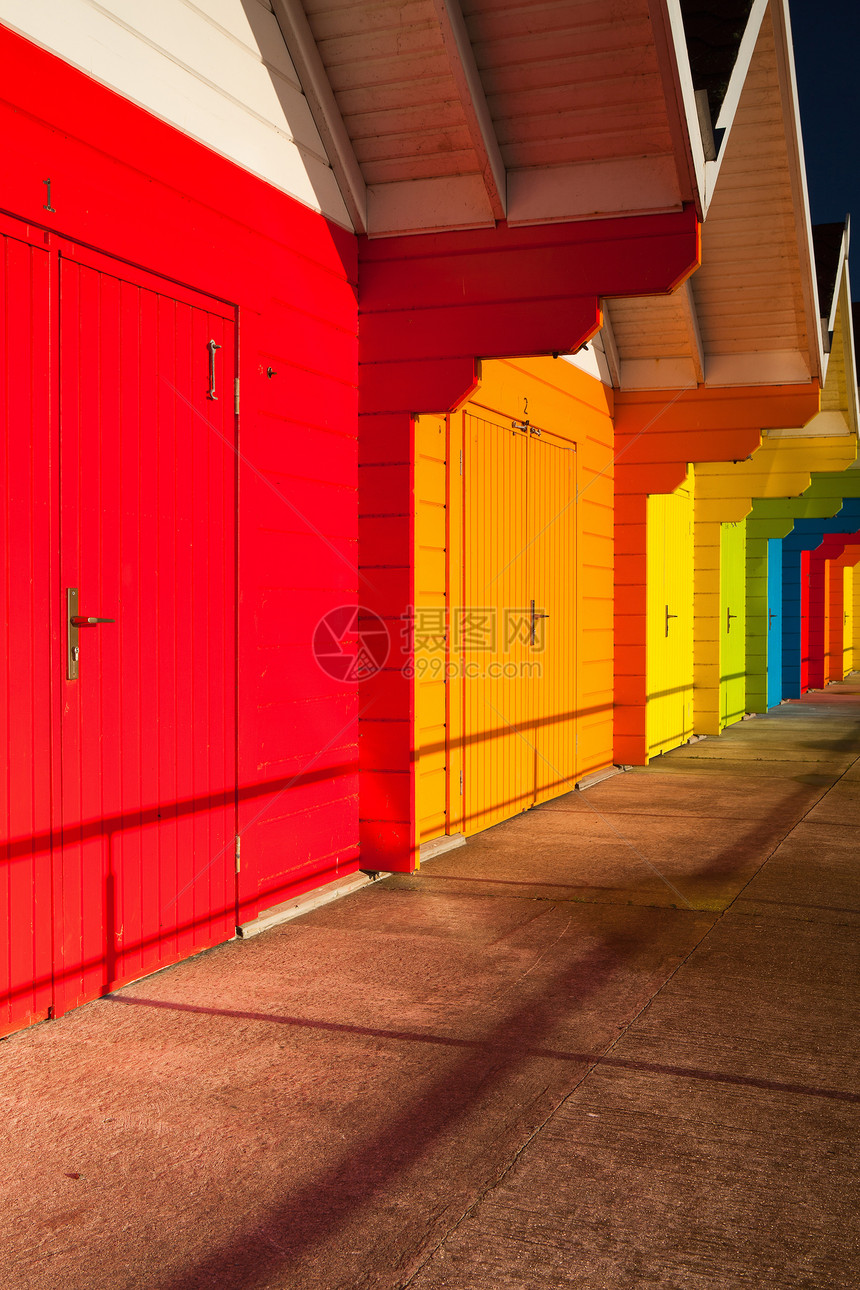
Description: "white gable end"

(0, 0), (353, 228)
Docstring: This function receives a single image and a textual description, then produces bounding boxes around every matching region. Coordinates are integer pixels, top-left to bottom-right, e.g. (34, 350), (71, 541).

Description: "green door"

(720, 520), (747, 728)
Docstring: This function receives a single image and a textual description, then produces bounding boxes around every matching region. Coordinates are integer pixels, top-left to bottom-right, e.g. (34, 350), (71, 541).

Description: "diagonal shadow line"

(109, 994), (860, 1105)
(483, 698), (695, 909)
(121, 904), (723, 1290)
(80, 715), (857, 1288)
(732, 895), (860, 915)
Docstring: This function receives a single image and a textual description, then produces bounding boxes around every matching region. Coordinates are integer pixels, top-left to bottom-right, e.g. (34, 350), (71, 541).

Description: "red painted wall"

(0, 27), (359, 1030)
(808, 532), (860, 687)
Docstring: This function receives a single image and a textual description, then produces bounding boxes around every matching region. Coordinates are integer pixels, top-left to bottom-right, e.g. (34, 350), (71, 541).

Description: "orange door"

(462, 413), (576, 833)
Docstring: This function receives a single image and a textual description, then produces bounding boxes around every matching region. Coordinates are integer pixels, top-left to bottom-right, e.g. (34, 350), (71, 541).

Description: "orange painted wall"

(826, 542), (860, 683)
(613, 383), (820, 764)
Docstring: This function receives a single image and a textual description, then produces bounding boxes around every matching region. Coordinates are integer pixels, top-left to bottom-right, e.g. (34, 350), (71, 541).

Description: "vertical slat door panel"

(55, 254), (237, 1014)
(720, 521), (747, 727)
(0, 230), (54, 1035)
(844, 566), (854, 678)
(463, 414), (530, 834)
(413, 414), (449, 845)
(766, 538), (783, 708)
(528, 435), (577, 802)
(646, 480), (693, 759)
(799, 549), (811, 694)
(819, 561), (832, 686)
(462, 418), (578, 831)
(666, 481), (694, 750)
(646, 492), (668, 756)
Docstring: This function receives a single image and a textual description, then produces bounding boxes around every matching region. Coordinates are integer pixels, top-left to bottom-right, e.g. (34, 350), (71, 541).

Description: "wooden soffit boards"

(601, 0), (822, 392)
(281, 0), (704, 236)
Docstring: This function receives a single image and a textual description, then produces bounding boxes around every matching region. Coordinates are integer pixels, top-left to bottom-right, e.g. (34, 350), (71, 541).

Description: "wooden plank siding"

(613, 384), (820, 761)
(645, 475), (694, 759)
(0, 30), (360, 1034)
(780, 503), (860, 698)
(690, 433), (850, 733)
(745, 532), (770, 713)
(414, 414), (449, 844)
(0, 0), (351, 226)
(0, 225), (54, 1035)
(414, 356), (614, 848)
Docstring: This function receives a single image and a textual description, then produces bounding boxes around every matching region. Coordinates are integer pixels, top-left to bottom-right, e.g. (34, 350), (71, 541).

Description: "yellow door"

(528, 433), (577, 804)
(844, 565), (854, 677)
(646, 475), (694, 757)
(462, 413), (577, 834)
(414, 414), (450, 845)
(720, 520), (747, 727)
(462, 412), (532, 833)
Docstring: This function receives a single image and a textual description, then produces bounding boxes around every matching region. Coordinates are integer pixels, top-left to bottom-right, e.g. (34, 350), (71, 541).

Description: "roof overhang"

(592, 0), (824, 393)
(275, 0), (711, 238)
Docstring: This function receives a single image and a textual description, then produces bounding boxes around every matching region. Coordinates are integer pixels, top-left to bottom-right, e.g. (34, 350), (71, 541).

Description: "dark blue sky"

(789, 0), (860, 290)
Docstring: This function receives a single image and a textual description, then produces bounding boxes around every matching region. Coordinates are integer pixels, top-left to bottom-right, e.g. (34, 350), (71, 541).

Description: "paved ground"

(2, 684), (859, 1289)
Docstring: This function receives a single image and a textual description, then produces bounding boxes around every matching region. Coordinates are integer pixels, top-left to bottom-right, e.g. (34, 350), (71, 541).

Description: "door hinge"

(459, 769), (464, 796)
(234, 377), (240, 415)
(234, 834), (241, 874)
(459, 448), (463, 476)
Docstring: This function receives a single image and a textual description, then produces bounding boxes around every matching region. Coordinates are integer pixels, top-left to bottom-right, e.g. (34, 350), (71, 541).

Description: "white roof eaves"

(770, 0), (824, 382)
(654, 0), (707, 218)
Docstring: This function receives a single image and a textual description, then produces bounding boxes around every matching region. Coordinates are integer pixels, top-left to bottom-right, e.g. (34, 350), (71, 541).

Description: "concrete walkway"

(3, 684), (859, 1289)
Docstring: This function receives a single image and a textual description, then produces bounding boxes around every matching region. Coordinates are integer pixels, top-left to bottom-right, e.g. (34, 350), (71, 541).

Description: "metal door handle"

(768, 611), (777, 628)
(530, 599), (549, 645)
(67, 587), (115, 680)
(665, 605), (678, 637)
(208, 339), (222, 400)
(726, 609), (738, 633)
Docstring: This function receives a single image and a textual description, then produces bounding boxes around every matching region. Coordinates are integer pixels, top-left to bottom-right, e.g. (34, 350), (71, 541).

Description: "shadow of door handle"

(665, 605), (678, 637)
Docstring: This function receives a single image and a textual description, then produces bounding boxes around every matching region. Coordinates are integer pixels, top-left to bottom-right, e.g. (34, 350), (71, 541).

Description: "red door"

(54, 247), (238, 1014)
(0, 222), (54, 1035)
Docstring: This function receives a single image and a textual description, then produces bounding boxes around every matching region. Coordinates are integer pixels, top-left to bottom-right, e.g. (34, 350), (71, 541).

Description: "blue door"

(766, 538), (783, 708)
